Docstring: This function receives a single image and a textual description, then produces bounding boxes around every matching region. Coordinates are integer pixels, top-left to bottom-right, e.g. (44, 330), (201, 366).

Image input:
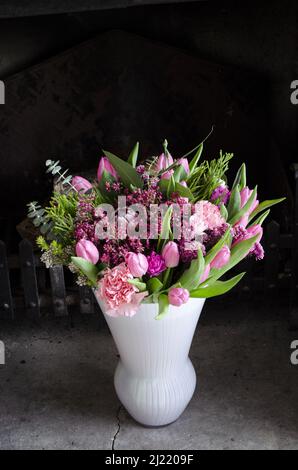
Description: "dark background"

(0, 0), (297, 250)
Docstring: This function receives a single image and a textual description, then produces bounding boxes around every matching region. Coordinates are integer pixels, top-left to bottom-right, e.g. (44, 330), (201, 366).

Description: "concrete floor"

(0, 298), (298, 450)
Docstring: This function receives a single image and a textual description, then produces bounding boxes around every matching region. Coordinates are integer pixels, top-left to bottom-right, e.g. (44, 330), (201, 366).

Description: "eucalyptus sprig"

(46, 160), (77, 193)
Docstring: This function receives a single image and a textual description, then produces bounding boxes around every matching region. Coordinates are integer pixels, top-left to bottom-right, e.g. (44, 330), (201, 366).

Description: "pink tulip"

(234, 214), (249, 228)
(199, 264), (210, 284)
(125, 252), (148, 277)
(178, 158), (190, 175)
(210, 245), (231, 269)
(97, 156), (118, 181)
(76, 239), (99, 265)
(72, 176), (93, 193)
(168, 287), (189, 306)
(162, 241), (180, 268)
(240, 186), (259, 215)
(155, 152), (174, 172)
(180, 181), (187, 187)
(161, 169), (174, 180)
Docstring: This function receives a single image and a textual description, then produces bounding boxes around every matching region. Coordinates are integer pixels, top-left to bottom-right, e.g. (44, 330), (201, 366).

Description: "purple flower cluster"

(211, 185), (230, 206)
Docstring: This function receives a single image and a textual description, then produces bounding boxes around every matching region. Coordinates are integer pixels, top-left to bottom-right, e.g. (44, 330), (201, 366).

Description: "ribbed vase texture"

(96, 297), (205, 426)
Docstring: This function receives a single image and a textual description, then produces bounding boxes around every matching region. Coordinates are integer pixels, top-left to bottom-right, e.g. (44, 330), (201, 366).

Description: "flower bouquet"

(28, 139), (284, 426)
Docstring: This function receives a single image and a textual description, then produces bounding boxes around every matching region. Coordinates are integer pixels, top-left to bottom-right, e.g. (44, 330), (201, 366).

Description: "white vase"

(96, 297), (205, 427)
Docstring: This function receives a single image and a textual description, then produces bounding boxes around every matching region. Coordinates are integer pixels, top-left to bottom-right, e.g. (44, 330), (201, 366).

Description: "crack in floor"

(112, 405), (123, 450)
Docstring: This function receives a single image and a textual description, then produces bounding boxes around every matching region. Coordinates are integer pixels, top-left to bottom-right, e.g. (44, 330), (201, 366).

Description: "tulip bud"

(199, 264), (210, 284)
(246, 224), (263, 243)
(162, 241), (180, 268)
(76, 239), (99, 265)
(210, 245), (231, 269)
(168, 287), (189, 306)
(72, 176), (93, 193)
(240, 186), (258, 215)
(161, 169), (174, 180)
(155, 152), (174, 172)
(178, 158), (190, 175)
(125, 252), (148, 277)
(97, 156), (118, 182)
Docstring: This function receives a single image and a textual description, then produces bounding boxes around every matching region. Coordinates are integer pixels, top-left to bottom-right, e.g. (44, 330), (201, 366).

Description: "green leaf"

(201, 234), (259, 285)
(157, 206), (173, 250)
(232, 163), (246, 191)
(220, 204), (228, 220)
(175, 182), (194, 200)
(204, 228), (231, 266)
(249, 209), (270, 227)
(71, 257), (99, 286)
(128, 142), (139, 168)
(147, 277), (163, 295)
(155, 294), (169, 320)
(228, 186), (257, 225)
(103, 150), (143, 188)
(191, 272), (245, 298)
(248, 198), (286, 221)
(128, 279), (147, 291)
(189, 143), (203, 174)
(227, 185), (241, 220)
(174, 164), (188, 182)
(178, 249), (205, 291)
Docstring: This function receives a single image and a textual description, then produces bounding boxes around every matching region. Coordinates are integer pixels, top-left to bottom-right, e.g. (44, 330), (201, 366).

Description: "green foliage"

(128, 142), (139, 168)
(190, 272), (245, 298)
(36, 235), (49, 251)
(178, 249), (205, 291)
(71, 257), (99, 286)
(156, 294), (169, 320)
(187, 151), (233, 202)
(45, 192), (78, 243)
(228, 186), (257, 225)
(103, 150), (143, 188)
(249, 198), (286, 222)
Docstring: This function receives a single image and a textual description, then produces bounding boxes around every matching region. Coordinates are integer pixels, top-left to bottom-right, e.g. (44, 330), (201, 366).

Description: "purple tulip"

(240, 186), (259, 215)
(178, 158), (190, 175)
(168, 287), (189, 306)
(97, 156), (118, 181)
(146, 252), (166, 277)
(155, 152), (174, 172)
(72, 176), (93, 193)
(162, 241), (180, 268)
(161, 169), (174, 180)
(210, 245), (231, 269)
(126, 252), (148, 277)
(76, 239), (99, 265)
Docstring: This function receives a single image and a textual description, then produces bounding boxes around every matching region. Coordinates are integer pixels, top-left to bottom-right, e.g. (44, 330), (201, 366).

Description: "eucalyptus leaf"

(128, 142), (139, 168)
(71, 257), (99, 286)
(190, 272), (245, 298)
(103, 150), (143, 188)
(155, 294), (169, 320)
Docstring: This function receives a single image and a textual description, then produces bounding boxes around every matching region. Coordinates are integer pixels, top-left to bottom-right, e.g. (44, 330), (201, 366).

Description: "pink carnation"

(96, 263), (147, 317)
(194, 201), (225, 230)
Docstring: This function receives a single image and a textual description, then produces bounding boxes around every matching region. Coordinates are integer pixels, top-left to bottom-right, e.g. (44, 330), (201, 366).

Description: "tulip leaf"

(155, 294), (169, 320)
(128, 279), (147, 291)
(71, 257), (99, 286)
(175, 182), (194, 200)
(174, 164), (188, 182)
(190, 272), (245, 298)
(220, 204), (228, 220)
(147, 277), (163, 295)
(248, 198), (286, 222)
(178, 249), (205, 291)
(228, 186), (257, 225)
(248, 209), (270, 227)
(128, 142), (139, 168)
(232, 163), (246, 191)
(157, 206), (173, 250)
(103, 150), (143, 188)
(227, 185), (241, 220)
(189, 143), (203, 174)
